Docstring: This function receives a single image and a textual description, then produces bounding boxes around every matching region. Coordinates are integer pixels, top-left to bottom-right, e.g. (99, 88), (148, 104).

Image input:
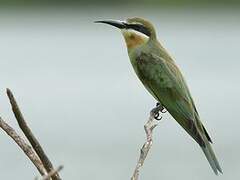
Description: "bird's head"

(95, 17), (157, 50)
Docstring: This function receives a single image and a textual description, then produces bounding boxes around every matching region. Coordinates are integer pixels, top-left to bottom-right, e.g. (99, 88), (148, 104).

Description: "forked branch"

(0, 117), (46, 176)
(0, 89), (62, 179)
(6, 88), (61, 180)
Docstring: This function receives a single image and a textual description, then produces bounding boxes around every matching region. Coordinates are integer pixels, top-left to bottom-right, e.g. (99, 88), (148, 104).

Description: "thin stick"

(6, 88), (61, 180)
(40, 165), (64, 180)
(131, 105), (162, 180)
(0, 117), (46, 176)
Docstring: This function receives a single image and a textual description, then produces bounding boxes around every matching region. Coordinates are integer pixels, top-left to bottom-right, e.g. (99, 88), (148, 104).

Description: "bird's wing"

(136, 52), (206, 146)
(136, 51), (222, 174)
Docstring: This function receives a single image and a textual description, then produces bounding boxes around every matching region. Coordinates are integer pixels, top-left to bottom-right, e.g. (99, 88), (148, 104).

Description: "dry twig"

(0, 117), (46, 176)
(131, 104), (163, 180)
(41, 165), (64, 180)
(0, 88), (62, 179)
(34, 165), (64, 180)
(6, 88), (61, 180)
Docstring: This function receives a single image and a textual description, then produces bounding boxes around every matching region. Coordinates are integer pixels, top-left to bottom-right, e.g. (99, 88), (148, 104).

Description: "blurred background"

(0, 0), (239, 179)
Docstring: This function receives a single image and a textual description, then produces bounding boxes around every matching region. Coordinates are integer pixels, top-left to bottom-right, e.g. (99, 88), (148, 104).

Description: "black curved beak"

(94, 20), (126, 29)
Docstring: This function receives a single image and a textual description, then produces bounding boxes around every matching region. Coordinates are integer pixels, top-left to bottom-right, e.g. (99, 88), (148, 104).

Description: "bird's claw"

(156, 102), (161, 107)
(160, 109), (167, 113)
(156, 102), (167, 113)
(153, 102), (167, 120)
(154, 112), (162, 121)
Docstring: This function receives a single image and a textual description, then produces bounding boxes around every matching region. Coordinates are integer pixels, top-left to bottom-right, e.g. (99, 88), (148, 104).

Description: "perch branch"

(6, 88), (61, 180)
(0, 117), (46, 176)
(131, 105), (163, 180)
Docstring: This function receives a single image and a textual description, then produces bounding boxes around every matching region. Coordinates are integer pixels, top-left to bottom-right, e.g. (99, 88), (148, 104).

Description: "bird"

(95, 17), (222, 175)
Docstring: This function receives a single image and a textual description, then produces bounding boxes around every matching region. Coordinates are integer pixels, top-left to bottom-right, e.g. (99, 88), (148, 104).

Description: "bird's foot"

(153, 112), (162, 120)
(156, 102), (167, 113)
(153, 102), (167, 121)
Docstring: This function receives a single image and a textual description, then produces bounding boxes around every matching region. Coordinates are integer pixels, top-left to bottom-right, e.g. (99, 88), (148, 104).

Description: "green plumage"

(128, 35), (222, 175)
(96, 17), (222, 175)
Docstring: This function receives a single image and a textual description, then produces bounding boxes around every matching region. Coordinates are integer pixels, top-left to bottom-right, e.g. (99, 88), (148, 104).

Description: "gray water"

(0, 7), (239, 180)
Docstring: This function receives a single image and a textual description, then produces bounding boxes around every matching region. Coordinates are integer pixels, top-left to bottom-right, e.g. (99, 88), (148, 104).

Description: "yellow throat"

(121, 30), (149, 50)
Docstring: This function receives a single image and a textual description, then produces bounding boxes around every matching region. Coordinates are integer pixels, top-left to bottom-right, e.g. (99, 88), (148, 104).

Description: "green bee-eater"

(95, 17), (222, 175)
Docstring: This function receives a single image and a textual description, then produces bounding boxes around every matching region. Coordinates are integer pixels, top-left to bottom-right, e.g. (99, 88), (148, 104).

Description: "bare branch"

(6, 88), (61, 180)
(0, 117), (46, 176)
(40, 165), (64, 180)
(131, 105), (163, 180)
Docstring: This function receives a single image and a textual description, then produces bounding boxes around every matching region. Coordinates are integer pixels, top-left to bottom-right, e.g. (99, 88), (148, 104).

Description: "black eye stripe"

(126, 24), (151, 37)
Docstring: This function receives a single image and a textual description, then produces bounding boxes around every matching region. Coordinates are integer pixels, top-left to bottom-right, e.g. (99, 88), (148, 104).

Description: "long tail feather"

(201, 141), (222, 175)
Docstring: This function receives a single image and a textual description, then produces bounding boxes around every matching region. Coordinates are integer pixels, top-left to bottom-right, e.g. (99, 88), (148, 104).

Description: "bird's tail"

(201, 140), (222, 175)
